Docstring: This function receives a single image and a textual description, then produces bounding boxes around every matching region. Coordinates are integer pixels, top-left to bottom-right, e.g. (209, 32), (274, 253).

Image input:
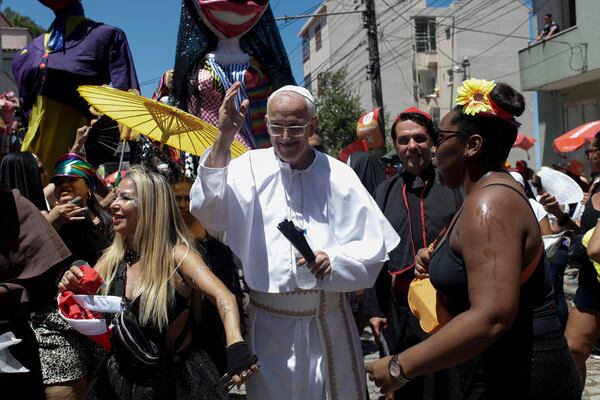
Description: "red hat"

(393, 107), (433, 124)
(391, 107), (435, 139)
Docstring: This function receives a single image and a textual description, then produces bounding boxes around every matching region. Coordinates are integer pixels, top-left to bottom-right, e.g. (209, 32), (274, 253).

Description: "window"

(446, 68), (454, 87)
(563, 100), (598, 131)
(415, 17), (436, 53)
(445, 28), (451, 40)
(418, 69), (437, 98)
(315, 24), (322, 51)
(568, 0), (576, 27)
(304, 73), (312, 90)
(316, 73), (324, 96)
(302, 35), (310, 62)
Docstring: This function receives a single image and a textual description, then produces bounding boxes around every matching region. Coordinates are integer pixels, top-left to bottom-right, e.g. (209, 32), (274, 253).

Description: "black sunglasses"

(434, 128), (462, 147)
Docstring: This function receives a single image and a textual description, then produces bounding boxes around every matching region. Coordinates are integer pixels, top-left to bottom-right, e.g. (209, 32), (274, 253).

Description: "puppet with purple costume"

(12, 0), (139, 169)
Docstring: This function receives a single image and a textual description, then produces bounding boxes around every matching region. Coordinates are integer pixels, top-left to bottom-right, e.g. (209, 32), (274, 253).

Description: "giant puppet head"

(172, 0), (294, 111)
(193, 0), (269, 39)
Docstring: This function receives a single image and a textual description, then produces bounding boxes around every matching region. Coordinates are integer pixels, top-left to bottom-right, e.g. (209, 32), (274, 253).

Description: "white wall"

(301, 0), (536, 165)
(301, 13), (331, 92)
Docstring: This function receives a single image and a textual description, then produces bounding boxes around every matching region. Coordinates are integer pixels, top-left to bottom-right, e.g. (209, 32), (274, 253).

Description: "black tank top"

(576, 184), (600, 291)
(109, 259), (193, 353)
(581, 184), (600, 231)
(428, 183), (560, 337)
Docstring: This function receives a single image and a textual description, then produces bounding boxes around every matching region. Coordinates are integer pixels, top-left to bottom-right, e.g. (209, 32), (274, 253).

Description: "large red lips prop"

(195, 0), (268, 39)
(38, 0), (79, 11)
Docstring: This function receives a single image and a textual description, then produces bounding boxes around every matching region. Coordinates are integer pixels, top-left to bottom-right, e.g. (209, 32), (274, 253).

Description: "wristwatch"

(388, 354), (411, 386)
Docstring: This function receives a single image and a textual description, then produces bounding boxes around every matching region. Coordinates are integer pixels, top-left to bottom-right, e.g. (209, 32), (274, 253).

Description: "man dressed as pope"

(190, 82), (400, 400)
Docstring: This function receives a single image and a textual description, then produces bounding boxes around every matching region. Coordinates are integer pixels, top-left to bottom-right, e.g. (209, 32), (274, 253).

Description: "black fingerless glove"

(226, 341), (257, 374)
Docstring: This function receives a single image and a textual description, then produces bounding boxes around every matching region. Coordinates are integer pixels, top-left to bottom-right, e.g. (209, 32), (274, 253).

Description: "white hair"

(267, 85), (316, 119)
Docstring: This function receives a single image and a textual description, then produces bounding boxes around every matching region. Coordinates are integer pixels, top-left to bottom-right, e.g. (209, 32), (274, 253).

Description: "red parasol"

(553, 120), (600, 153)
(512, 133), (536, 151)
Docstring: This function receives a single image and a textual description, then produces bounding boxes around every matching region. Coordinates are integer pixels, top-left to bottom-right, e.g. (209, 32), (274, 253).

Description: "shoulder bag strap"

(112, 261), (127, 297)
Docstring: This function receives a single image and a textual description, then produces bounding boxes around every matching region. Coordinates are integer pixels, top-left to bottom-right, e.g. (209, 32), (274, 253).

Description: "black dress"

(572, 184), (600, 313)
(428, 184), (580, 399)
(86, 267), (226, 400)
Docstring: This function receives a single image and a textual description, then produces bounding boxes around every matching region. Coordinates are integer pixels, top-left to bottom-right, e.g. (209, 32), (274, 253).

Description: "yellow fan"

(77, 85), (247, 158)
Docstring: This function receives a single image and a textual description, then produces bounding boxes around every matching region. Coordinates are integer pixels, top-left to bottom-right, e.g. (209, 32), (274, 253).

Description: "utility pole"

(461, 56), (470, 81)
(363, 0), (384, 112)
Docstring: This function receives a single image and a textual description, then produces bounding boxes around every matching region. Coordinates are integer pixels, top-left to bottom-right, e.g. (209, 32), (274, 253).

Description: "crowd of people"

(1, 2), (599, 400)
(4, 69), (600, 400)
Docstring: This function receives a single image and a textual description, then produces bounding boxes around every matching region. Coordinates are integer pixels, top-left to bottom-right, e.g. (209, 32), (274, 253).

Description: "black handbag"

(110, 260), (161, 366)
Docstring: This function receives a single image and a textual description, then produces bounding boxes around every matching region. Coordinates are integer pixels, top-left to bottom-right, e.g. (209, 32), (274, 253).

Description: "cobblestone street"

(362, 328), (600, 400)
(362, 269), (600, 399)
(233, 270), (600, 399)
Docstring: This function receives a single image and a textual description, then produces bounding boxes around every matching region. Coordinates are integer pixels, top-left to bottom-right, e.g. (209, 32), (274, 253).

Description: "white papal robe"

(190, 147), (399, 400)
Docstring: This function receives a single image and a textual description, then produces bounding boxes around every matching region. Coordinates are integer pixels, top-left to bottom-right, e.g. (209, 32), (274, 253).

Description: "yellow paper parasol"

(77, 85), (248, 158)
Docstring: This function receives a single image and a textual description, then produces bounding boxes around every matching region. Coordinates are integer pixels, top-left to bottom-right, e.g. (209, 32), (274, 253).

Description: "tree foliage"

(3, 7), (45, 38)
(315, 69), (365, 156)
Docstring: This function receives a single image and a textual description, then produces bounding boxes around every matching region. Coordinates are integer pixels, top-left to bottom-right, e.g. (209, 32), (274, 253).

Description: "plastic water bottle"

(294, 248), (317, 290)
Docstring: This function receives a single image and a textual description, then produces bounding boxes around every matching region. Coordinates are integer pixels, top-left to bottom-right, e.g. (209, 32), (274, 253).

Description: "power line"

(468, 0), (551, 61)
(380, 38), (413, 95)
(490, 46), (572, 80)
(304, 24), (365, 78)
(276, 3), (321, 31)
(311, 39), (364, 78)
(288, 7), (363, 65)
(271, 0), (282, 12)
(275, 10), (364, 22)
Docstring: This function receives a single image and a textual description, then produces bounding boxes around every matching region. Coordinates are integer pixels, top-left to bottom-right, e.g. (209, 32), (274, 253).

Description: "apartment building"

(519, 0), (599, 166)
(299, 0), (536, 164)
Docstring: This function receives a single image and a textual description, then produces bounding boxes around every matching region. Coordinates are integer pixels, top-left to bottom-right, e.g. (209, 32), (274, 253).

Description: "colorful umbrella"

(553, 120), (600, 153)
(512, 133), (536, 151)
(77, 85), (248, 158)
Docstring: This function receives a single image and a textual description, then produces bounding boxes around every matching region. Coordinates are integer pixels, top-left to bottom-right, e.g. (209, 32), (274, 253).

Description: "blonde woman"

(59, 167), (257, 399)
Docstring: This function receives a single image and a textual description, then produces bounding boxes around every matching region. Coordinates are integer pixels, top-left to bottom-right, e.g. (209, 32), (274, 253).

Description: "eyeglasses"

(267, 120), (312, 137)
(586, 148), (600, 156)
(435, 128), (462, 147)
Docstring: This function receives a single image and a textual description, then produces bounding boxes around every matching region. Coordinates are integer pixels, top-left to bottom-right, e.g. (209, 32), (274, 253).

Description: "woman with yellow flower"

(366, 80), (580, 399)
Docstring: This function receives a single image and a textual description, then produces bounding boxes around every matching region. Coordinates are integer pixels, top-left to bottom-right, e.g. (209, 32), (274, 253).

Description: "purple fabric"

(12, 19), (139, 120)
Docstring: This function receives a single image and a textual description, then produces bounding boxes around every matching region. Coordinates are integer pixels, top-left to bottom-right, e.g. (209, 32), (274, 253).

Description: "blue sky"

(4, 0), (322, 96)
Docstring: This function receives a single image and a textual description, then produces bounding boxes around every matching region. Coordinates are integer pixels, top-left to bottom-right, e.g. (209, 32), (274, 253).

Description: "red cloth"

(337, 140), (369, 163)
(77, 265), (104, 294)
(57, 265), (112, 349)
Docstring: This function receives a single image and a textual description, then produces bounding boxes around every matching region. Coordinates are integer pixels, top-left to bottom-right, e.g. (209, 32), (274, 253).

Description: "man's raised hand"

(207, 82), (249, 168)
(217, 82), (249, 149)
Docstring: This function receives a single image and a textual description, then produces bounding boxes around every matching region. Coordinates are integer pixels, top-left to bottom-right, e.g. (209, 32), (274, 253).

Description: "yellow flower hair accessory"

(455, 79), (496, 116)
